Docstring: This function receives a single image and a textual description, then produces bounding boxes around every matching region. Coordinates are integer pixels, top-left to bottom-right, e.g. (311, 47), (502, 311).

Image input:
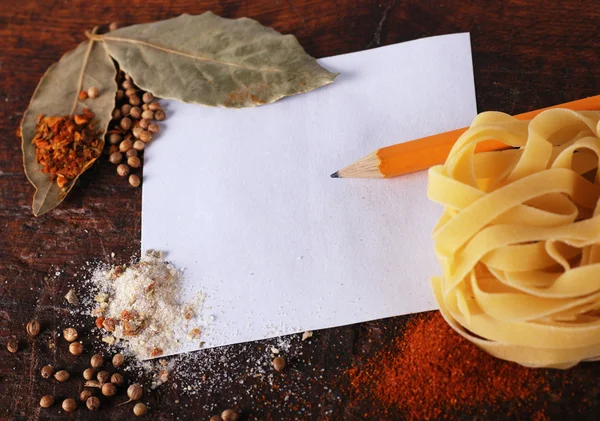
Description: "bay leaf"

(101, 12), (337, 108)
(21, 40), (117, 216)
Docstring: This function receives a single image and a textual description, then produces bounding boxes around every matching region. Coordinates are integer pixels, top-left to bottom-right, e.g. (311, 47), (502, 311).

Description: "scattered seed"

(102, 382), (117, 397)
(79, 390), (93, 402)
(130, 107), (142, 119)
(117, 164), (130, 177)
(83, 368), (96, 380)
(112, 109), (122, 119)
(87, 396), (101, 411)
(63, 327), (78, 342)
(129, 174), (141, 188)
(148, 123), (160, 134)
(6, 338), (18, 353)
(133, 140), (145, 151)
(87, 86), (100, 99)
(130, 95), (142, 106)
(143, 92), (154, 103)
(90, 354), (104, 368)
(40, 395), (55, 408)
(148, 101), (161, 111)
(41, 365), (54, 379)
(133, 402), (147, 416)
(69, 342), (84, 356)
(112, 353), (125, 367)
(139, 130), (152, 143)
(128, 156), (141, 169)
(154, 109), (166, 121)
(273, 356), (286, 372)
(120, 117), (133, 131)
(141, 110), (154, 120)
(221, 409), (239, 421)
(97, 370), (110, 384)
(126, 148), (138, 158)
(139, 118), (150, 129)
(54, 369), (69, 382)
(109, 132), (122, 144)
(116, 89), (124, 100)
(62, 398), (77, 413)
(119, 139), (133, 152)
(121, 104), (132, 115)
(133, 126), (143, 138)
(111, 372), (124, 386)
(27, 320), (41, 337)
(109, 151), (123, 164)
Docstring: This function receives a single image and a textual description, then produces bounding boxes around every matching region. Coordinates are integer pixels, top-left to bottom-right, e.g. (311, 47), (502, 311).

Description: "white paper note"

(142, 33), (477, 354)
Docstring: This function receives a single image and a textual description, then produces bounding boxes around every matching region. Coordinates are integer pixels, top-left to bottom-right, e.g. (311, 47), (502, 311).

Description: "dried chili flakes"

(32, 108), (102, 188)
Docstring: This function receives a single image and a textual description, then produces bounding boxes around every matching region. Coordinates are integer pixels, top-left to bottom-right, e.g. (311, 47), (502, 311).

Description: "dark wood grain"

(1, 1), (599, 420)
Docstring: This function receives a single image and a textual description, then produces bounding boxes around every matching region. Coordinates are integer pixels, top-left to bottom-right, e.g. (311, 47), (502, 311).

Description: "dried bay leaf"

(101, 12), (337, 108)
(21, 40), (117, 216)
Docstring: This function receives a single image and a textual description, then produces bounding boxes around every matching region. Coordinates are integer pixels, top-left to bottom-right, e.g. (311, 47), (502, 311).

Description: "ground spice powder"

(347, 311), (551, 420)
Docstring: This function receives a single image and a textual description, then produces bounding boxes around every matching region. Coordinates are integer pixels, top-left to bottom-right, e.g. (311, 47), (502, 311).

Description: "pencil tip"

(330, 171), (339, 178)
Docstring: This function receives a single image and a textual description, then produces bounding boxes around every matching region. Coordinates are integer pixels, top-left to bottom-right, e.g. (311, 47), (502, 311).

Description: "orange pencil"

(331, 95), (600, 179)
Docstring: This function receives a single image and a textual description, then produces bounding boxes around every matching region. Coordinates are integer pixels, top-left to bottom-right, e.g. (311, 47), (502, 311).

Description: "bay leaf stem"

(71, 26), (100, 115)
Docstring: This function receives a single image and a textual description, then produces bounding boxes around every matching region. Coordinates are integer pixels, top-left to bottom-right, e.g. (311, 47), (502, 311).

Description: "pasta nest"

(429, 109), (600, 369)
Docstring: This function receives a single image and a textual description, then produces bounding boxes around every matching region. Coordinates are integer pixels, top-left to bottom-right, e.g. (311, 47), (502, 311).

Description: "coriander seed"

(109, 21), (119, 31)
(127, 383), (143, 401)
(116, 89), (124, 100)
(125, 87), (137, 97)
(139, 131), (152, 143)
(27, 320), (41, 337)
(112, 353), (125, 367)
(54, 369), (70, 382)
(133, 140), (145, 151)
(130, 107), (142, 119)
(87, 396), (100, 411)
(127, 148), (138, 158)
(109, 145), (119, 155)
(129, 174), (141, 188)
(120, 117), (133, 131)
(83, 368), (96, 380)
(130, 95), (142, 106)
(154, 109), (166, 121)
(133, 126), (143, 138)
(111, 372), (124, 386)
(109, 151), (123, 164)
(69, 342), (84, 356)
(40, 395), (55, 408)
(273, 356), (286, 372)
(210, 416), (223, 421)
(143, 92), (154, 103)
(128, 156), (141, 169)
(148, 101), (161, 111)
(41, 365), (54, 378)
(119, 139), (133, 152)
(63, 327), (78, 342)
(121, 103), (132, 115)
(133, 402), (147, 416)
(87, 86), (100, 99)
(102, 382), (117, 397)
(148, 123), (160, 134)
(139, 118), (150, 129)
(141, 110), (154, 120)
(7, 338), (18, 353)
(117, 164), (130, 177)
(79, 390), (93, 402)
(90, 353), (104, 368)
(97, 370), (110, 383)
(109, 132), (122, 145)
(142, 103), (149, 110)
(62, 398), (77, 413)
(221, 409), (239, 421)
(122, 80), (133, 90)
(112, 109), (122, 120)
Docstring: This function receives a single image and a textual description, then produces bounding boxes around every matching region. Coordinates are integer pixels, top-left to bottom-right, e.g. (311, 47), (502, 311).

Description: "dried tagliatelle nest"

(429, 109), (600, 369)
(89, 250), (206, 360)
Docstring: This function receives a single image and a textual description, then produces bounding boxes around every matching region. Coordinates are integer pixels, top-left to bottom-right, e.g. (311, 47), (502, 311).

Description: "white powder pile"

(88, 250), (205, 360)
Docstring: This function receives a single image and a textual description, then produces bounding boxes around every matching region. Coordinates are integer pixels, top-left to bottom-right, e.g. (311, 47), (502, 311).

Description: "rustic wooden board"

(1, 1), (599, 420)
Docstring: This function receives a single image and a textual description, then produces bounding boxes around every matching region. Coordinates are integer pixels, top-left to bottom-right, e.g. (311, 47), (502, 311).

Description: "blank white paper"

(142, 33), (477, 354)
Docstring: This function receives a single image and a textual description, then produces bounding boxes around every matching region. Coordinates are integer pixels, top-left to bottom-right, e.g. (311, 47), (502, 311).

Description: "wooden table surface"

(1, 1), (599, 420)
